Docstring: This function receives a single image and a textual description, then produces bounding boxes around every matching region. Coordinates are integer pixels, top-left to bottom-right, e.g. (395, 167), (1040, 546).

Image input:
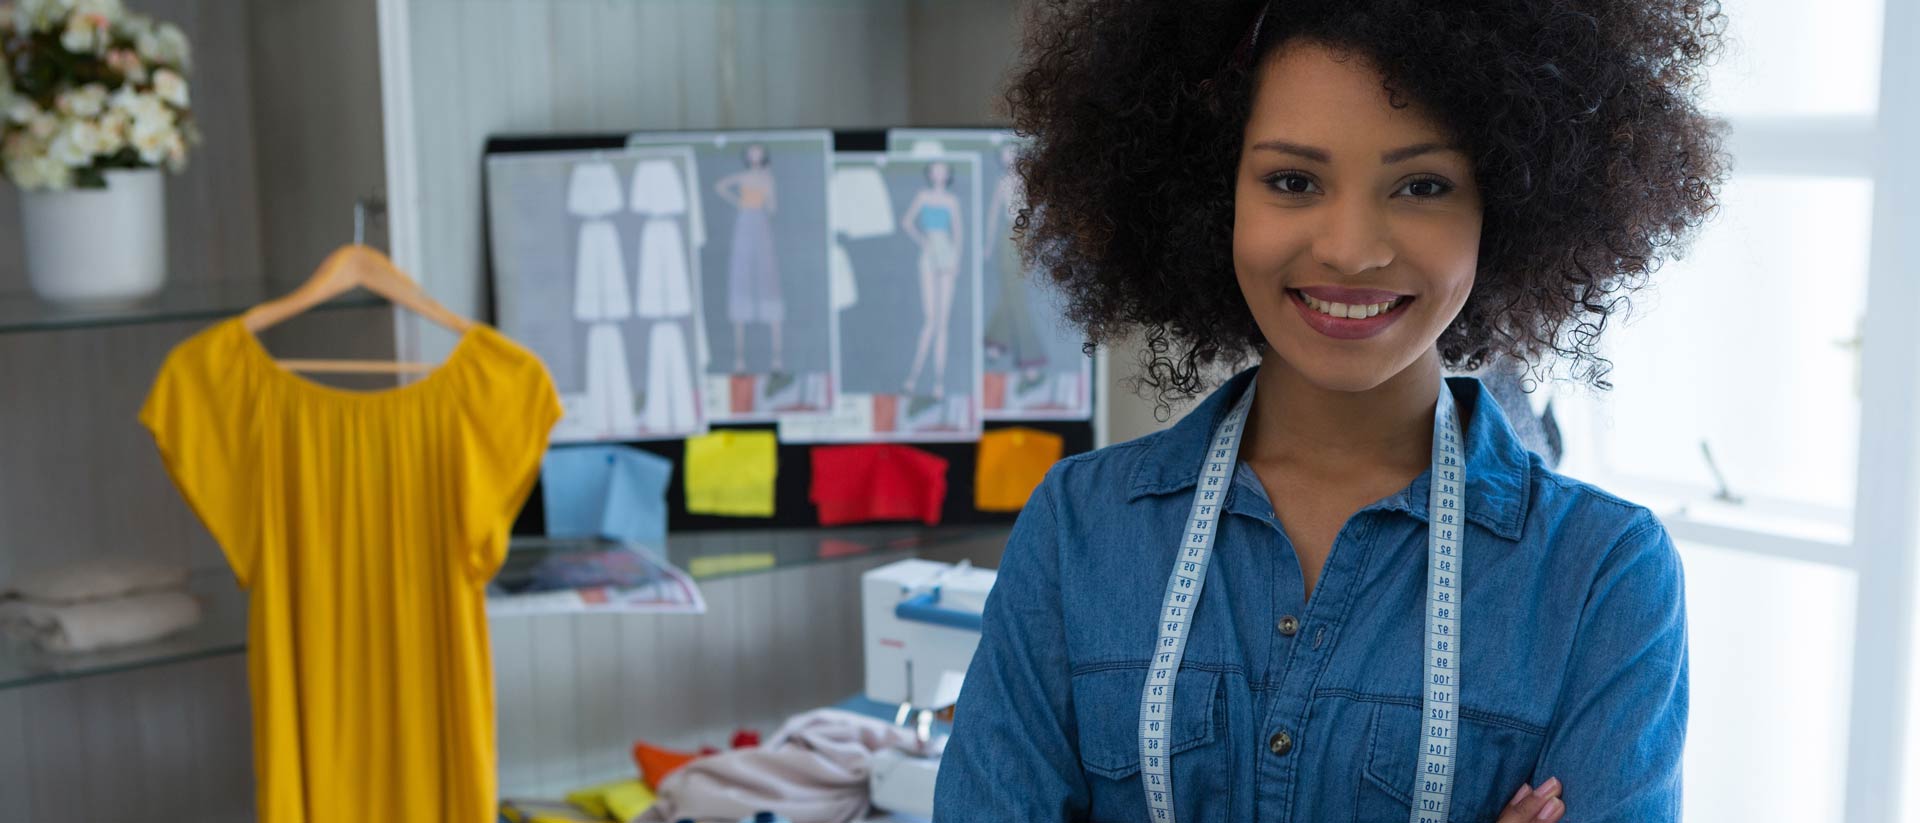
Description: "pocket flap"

(1071, 665), (1221, 780)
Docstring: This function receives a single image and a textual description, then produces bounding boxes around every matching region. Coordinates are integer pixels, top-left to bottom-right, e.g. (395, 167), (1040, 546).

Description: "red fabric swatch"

(809, 444), (949, 526)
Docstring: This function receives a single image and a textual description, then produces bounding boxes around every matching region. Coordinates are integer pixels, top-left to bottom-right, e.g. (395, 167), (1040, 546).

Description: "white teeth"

(1301, 291), (1399, 319)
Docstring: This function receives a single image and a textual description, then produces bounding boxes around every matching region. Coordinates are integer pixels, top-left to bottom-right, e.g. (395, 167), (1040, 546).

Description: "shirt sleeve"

(137, 333), (260, 587)
(933, 466), (1090, 821)
(1532, 511), (1690, 822)
(455, 337), (563, 581)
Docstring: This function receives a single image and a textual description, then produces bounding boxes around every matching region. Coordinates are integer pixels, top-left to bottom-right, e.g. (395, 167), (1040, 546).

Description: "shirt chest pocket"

(1356, 700), (1546, 823)
(1070, 666), (1231, 820)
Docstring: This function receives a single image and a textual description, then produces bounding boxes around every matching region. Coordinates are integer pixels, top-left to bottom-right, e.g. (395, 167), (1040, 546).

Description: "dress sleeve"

(1532, 511), (1690, 822)
(933, 466), (1090, 821)
(454, 333), (564, 581)
(137, 329), (260, 587)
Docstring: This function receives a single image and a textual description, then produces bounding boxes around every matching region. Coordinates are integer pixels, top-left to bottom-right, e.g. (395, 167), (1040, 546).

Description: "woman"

(715, 143), (784, 375)
(934, 1), (1728, 822)
(900, 160), (966, 405)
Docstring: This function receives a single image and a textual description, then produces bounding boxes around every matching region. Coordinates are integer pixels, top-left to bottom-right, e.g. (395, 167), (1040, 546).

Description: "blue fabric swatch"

(540, 445), (673, 544)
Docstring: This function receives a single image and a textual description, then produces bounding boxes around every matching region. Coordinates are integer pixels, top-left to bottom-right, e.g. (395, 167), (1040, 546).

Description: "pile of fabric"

(501, 709), (925, 823)
(0, 556), (202, 653)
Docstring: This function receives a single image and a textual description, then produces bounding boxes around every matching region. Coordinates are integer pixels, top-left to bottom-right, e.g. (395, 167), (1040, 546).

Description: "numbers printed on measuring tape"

(1138, 381), (1466, 823)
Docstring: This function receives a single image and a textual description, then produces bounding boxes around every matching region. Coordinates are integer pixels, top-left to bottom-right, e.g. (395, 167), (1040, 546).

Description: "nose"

(1310, 196), (1395, 277)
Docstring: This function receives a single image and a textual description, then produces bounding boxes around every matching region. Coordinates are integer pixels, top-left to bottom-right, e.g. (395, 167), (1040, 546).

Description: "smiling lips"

(1288, 286), (1415, 340)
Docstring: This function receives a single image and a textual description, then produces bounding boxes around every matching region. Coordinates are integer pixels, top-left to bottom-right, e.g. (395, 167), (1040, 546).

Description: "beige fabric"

(637, 709), (928, 823)
(4, 556), (190, 604)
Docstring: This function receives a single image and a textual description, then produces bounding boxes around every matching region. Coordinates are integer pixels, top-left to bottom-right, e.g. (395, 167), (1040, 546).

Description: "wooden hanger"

(240, 243), (478, 375)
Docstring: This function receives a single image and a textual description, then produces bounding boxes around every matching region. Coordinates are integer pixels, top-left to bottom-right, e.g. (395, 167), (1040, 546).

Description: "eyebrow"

(1249, 139), (1462, 164)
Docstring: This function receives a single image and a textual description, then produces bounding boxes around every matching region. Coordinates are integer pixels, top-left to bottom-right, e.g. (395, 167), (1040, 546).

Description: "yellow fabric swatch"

(140, 317), (562, 823)
(975, 427), (1065, 512)
(689, 552), (777, 579)
(565, 778), (655, 820)
(684, 430), (778, 517)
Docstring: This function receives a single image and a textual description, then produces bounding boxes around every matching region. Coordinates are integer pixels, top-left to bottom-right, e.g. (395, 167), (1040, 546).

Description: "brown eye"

(1264, 172), (1316, 195)
(1401, 175), (1456, 198)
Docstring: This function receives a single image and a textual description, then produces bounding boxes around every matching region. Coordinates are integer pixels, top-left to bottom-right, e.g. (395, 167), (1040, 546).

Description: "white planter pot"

(20, 168), (168, 304)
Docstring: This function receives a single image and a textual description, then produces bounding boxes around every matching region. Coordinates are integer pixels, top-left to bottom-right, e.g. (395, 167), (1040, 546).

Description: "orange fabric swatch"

(632, 740), (702, 790)
(974, 427), (1064, 512)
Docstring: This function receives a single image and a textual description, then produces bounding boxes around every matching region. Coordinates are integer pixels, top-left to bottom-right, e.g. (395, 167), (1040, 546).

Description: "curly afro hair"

(1005, 0), (1733, 410)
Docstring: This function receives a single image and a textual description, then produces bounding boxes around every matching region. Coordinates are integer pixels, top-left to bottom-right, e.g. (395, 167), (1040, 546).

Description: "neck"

(1242, 347), (1443, 482)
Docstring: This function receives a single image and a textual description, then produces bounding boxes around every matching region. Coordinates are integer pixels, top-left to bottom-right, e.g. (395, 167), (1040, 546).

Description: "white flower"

(59, 9), (102, 53)
(130, 113), (170, 164)
(97, 107), (128, 141)
(153, 21), (188, 69)
(15, 0), (74, 33)
(105, 47), (146, 84)
(10, 153), (74, 190)
(162, 129), (183, 171)
(108, 84), (167, 122)
(27, 111), (57, 140)
(72, 0), (121, 18)
(47, 119), (96, 166)
(55, 82), (108, 118)
(152, 68), (187, 108)
(6, 97), (38, 125)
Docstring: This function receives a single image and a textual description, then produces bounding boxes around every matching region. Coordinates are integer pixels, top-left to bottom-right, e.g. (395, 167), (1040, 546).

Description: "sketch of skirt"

(642, 321), (697, 433)
(567, 161), (624, 218)
(983, 230), (1046, 368)
(629, 158), (689, 217)
(636, 217), (693, 318)
(726, 206), (783, 324)
(583, 322), (637, 436)
(574, 220), (631, 322)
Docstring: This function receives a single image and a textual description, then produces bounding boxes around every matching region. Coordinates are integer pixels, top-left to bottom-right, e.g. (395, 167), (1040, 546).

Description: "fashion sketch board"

(625, 130), (839, 423)
(486, 146), (709, 443)
(889, 129), (1093, 420)
(776, 150), (983, 443)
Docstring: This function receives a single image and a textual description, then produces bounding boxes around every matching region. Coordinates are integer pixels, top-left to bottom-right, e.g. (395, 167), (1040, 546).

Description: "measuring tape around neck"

(1137, 380), (1465, 823)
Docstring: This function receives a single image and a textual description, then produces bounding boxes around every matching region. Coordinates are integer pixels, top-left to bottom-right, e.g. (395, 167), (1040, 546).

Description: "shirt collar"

(1126, 365), (1532, 541)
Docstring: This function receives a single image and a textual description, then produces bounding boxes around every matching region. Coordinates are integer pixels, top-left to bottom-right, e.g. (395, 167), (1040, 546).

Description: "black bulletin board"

(483, 129), (1097, 535)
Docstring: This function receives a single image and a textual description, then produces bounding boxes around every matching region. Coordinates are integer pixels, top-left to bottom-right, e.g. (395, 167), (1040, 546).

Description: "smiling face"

(1234, 39), (1484, 393)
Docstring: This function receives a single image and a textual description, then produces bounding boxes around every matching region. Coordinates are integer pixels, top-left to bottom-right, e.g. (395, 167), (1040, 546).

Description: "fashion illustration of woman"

(984, 141), (1048, 396)
(715, 143), (784, 376)
(899, 160), (965, 409)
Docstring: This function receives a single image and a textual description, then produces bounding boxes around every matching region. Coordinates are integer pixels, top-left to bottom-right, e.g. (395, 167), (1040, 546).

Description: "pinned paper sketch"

(890, 130), (1093, 420)
(628, 131), (838, 422)
(779, 151), (982, 443)
(486, 146), (708, 443)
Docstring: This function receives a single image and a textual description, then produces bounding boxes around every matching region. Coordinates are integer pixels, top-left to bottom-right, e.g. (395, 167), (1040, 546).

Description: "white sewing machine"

(861, 558), (996, 820)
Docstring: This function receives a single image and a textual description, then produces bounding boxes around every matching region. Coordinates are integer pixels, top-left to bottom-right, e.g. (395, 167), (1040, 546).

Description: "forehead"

(1246, 40), (1455, 153)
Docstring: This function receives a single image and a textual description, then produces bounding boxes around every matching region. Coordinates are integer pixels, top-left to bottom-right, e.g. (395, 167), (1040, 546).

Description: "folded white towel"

(3, 556), (190, 604)
(0, 590), (203, 653)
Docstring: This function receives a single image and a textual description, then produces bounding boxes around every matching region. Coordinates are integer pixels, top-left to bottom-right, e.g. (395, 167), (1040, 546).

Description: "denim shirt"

(934, 367), (1688, 823)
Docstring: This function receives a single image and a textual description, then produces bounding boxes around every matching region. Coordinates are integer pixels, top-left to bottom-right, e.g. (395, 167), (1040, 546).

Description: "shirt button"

(1277, 615), (1300, 636)
(1268, 730), (1293, 756)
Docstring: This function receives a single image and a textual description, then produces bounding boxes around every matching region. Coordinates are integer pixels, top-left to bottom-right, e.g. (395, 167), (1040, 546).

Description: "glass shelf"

(0, 568), (247, 693)
(0, 277), (386, 335)
(0, 524), (1010, 692)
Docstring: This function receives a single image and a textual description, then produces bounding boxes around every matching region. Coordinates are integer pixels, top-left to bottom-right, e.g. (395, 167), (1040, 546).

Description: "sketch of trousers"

(642, 321), (697, 433)
(583, 322), (637, 436)
(636, 217), (693, 318)
(574, 220), (631, 322)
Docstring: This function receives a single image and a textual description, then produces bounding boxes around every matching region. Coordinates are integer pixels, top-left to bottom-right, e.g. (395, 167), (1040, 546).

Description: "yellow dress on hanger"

(138, 316), (562, 823)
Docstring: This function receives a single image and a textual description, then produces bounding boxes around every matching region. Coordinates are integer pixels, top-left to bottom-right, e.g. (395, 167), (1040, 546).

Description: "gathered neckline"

(230, 316), (486, 403)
